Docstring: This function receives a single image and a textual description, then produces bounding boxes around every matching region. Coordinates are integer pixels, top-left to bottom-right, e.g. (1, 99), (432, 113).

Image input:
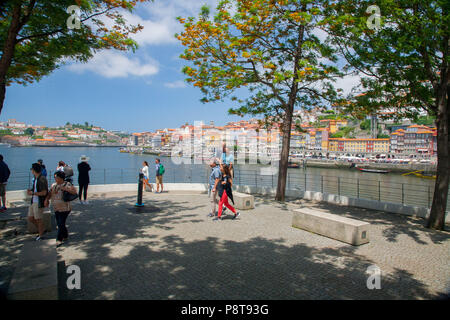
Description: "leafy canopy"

(176, 0), (346, 128)
(1, 0), (150, 86)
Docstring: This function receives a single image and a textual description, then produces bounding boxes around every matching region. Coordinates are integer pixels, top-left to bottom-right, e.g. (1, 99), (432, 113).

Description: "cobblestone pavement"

(1, 191), (449, 300)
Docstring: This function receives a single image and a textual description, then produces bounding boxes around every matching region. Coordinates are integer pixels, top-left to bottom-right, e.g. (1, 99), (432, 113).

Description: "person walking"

(221, 146), (234, 178)
(155, 158), (164, 193)
(207, 159), (221, 217)
(27, 163), (48, 241)
(63, 162), (74, 184)
(37, 159), (47, 177)
(213, 164), (239, 221)
(141, 161), (152, 192)
(77, 155), (91, 204)
(44, 171), (77, 246)
(56, 161), (65, 172)
(0, 155), (11, 212)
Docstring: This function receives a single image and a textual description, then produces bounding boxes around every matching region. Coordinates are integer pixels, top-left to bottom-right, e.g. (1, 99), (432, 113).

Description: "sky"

(1, 0), (360, 133)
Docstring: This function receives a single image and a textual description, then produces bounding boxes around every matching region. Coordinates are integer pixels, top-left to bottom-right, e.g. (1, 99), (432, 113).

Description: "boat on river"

(358, 168), (390, 174)
(402, 170), (436, 179)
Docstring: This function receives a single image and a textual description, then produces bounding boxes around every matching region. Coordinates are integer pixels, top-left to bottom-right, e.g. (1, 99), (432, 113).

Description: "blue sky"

(1, 0), (251, 133)
(1, 0), (358, 133)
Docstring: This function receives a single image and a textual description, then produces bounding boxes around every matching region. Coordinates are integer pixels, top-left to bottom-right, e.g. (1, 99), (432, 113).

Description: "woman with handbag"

(44, 171), (77, 246)
(213, 164), (240, 221)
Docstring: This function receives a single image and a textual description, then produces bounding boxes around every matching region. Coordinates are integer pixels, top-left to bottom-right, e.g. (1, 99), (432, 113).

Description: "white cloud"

(66, 1), (218, 79)
(164, 80), (186, 88)
(67, 51), (159, 78)
(334, 74), (363, 95)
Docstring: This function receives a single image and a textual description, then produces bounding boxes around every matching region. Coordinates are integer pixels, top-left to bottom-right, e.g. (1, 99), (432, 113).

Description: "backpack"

(63, 166), (74, 178)
(159, 164), (165, 175)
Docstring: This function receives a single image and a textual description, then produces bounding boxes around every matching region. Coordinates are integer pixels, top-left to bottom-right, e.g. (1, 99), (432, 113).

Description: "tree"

(177, 0), (344, 201)
(24, 127), (34, 135)
(326, 0), (448, 230)
(0, 0), (150, 114)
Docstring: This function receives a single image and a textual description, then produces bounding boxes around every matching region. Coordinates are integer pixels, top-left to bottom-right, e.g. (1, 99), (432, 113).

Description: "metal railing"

(6, 168), (449, 212)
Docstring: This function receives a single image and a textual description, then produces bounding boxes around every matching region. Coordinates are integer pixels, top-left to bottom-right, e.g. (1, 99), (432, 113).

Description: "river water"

(0, 146), (446, 210)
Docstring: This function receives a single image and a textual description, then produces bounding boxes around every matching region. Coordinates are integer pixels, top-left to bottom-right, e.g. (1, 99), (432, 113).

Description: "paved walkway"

(1, 191), (449, 300)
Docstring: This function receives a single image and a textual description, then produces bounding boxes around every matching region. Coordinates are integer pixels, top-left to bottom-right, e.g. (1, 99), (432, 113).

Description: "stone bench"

(233, 192), (254, 210)
(292, 208), (370, 246)
(7, 239), (58, 300)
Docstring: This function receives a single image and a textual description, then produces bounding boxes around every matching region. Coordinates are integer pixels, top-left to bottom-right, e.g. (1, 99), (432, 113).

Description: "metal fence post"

(304, 173), (307, 191)
(287, 173), (290, 190)
(402, 183), (404, 205)
(357, 178), (359, 199)
(428, 185), (431, 208)
(378, 181), (381, 201)
(338, 177), (340, 196)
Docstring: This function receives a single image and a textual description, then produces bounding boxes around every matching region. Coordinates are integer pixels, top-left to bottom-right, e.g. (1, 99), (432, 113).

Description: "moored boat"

(358, 168), (389, 174)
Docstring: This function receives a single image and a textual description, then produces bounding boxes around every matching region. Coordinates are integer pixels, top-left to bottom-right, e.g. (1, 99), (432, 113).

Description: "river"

(0, 146), (446, 210)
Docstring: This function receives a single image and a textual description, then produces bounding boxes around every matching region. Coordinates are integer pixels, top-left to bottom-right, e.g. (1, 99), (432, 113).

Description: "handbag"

(61, 183), (78, 202)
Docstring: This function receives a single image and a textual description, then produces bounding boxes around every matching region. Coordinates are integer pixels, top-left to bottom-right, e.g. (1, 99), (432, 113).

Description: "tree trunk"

(0, 1), (24, 114)
(275, 106), (294, 201)
(426, 87), (449, 230)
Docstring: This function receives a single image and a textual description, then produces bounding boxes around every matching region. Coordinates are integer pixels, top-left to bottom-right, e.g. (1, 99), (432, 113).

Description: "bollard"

(135, 173), (144, 207)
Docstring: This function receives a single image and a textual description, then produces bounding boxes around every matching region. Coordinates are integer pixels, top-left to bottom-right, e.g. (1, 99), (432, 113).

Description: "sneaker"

(233, 212), (240, 219)
(207, 213), (214, 217)
(1, 206), (6, 211)
(35, 236), (42, 241)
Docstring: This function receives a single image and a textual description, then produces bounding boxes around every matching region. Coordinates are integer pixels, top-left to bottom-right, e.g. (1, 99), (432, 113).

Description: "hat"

(80, 155), (89, 162)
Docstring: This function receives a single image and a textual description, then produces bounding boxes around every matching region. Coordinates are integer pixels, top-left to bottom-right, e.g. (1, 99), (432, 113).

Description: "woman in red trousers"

(214, 164), (240, 221)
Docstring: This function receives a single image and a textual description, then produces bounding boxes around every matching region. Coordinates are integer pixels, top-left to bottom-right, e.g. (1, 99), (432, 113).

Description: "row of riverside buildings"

(130, 118), (438, 157)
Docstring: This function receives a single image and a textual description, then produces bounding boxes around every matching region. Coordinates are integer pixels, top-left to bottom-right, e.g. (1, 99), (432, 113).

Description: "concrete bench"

(7, 239), (58, 300)
(292, 207), (370, 246)
(233, 192), (254, 210)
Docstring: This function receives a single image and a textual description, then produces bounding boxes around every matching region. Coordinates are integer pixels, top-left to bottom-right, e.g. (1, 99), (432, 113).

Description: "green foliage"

(24, 128), (35, 136)
(330, 126), (355, 138)
(177, 0), (346, 127)
(360, 119), (370, 131)
(1, 0), (148, 88)
(326, 0), (447, 119)
(377, 133), (390, 139)
(414, 115), (436, 126)
(0, 129), (12, 136)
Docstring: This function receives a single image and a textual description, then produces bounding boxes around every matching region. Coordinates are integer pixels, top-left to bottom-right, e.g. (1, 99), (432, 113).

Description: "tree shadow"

(57, 233), (441, 300)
